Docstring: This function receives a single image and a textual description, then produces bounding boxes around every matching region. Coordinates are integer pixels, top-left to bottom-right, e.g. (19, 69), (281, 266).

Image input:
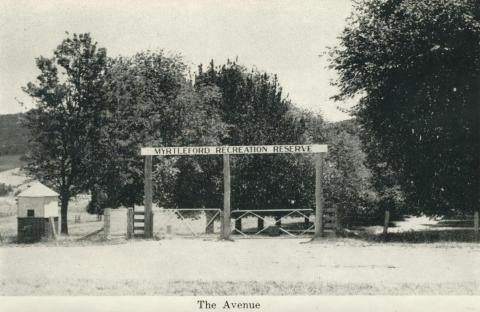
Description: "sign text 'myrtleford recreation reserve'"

(141, 144), (328, 156)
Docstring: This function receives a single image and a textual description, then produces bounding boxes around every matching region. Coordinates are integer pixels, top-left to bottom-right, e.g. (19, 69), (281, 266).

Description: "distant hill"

(0, 113), (28, 156)
(0, 154), (25, 172)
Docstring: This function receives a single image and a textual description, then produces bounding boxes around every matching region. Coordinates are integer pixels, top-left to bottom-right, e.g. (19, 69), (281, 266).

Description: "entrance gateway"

(139, 144), (328, 239)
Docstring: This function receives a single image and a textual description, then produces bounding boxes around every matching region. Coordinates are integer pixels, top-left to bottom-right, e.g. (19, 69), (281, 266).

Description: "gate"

(128, 207), (222, 238)
(231, 209), (315, 237)
(127, 206), (338, 238)
(139, 144), (330, 240)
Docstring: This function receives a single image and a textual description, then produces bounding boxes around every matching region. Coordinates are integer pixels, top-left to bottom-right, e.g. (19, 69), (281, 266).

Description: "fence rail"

(155, 208), (222, 237)
(231, 209), (315, 237)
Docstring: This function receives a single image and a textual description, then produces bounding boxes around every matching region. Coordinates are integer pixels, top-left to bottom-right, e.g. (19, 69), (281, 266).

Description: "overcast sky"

(0, 0), (355, 121)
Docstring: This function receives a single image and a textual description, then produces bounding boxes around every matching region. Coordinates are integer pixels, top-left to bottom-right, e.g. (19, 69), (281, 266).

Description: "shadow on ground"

(361, 229), (479, 243)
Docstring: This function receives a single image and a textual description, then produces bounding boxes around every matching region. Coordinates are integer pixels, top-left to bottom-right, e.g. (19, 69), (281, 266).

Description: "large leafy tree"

(321, 120), (378, 227)
(195, 61), (312, 215)
(331, 0), (480, 217)
(100, 52), (227, 209)
(22, 33), (108, 234)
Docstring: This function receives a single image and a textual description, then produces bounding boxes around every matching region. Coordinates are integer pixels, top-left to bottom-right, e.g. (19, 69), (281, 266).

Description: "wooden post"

(57, 214), (61, 236)
(257, 217), (264, 231)
(314, 153), (325, 238)
(334, 204), (341, 232)
(127, 208), (134, 239)
(58, 201), (62, 235)
(49, 217), (58, 240)
(235, 217), (242, 233)
(144, 155), (153, 238)
(383, 207), (390, 236)
(222, 154), (231, 240)
(150, 212), (154, 238)
(474, 209), (479, 241)
(219, 211), (224, 237)
(205, 210), (215, 234)
(104, 208), (111, 240)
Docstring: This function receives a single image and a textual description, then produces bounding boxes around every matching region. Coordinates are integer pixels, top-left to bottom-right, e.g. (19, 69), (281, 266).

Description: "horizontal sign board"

(141, 144), (327, 156)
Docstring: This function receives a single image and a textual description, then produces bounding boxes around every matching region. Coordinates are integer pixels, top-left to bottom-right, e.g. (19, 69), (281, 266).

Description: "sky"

(0, 0), (355, 121)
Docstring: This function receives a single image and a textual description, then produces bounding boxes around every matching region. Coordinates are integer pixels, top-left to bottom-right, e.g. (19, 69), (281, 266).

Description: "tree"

(331, 0), (480, 217)
(22, 33), (108, 234)
(100, 51), (227, 210)
(322, 121), (376, 227)
(195, 61), (314, 226)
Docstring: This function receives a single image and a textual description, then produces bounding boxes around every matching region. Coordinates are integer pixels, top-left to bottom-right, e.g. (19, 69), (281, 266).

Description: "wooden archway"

(140, 144), (328, 239)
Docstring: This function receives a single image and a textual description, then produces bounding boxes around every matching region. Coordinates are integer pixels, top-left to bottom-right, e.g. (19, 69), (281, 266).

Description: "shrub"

(0, 183), (13, 197)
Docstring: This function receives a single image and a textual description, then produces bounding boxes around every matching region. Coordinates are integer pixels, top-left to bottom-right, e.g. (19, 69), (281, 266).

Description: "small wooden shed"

(17, 182), (60, 242)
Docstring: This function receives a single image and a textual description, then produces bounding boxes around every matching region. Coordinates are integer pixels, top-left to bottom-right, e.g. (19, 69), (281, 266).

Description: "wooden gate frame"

(141, 144), (328, 240)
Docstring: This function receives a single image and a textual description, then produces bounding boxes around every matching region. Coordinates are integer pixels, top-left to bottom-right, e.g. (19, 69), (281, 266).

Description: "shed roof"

(17, 182), (59, 197)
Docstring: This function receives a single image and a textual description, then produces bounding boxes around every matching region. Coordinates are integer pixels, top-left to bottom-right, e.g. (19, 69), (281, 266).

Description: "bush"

(0, 183), (13, 197)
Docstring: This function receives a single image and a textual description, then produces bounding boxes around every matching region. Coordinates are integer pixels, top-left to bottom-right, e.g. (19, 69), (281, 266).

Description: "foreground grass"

(1, 236), (478, 295)
(1, 279), (478, 295)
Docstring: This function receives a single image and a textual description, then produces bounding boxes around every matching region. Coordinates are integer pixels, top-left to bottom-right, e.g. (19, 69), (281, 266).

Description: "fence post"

(127, 208), (134, 239)
(205, 209), (215, 234)
(150, 212), (154, 238)
(334, 204), (341, 233)
(235, 217), (242, 233)
(383, 207), (390, 236)
(219, 211), (224, 239)
(314, 153), (325, 238)
(474, 209), (479, 241)
(222, 154), (231, 240)
(257, 217), (264, 231)
(104, 208), (111, 240)
(49, 217), (58, 240)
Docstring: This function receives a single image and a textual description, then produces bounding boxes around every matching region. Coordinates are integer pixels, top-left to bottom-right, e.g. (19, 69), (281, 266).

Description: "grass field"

(1, 238), (479, 295)
(0, 167), (479, 295)
(0, 206), (479, 295)
(0, 154), (24, 172)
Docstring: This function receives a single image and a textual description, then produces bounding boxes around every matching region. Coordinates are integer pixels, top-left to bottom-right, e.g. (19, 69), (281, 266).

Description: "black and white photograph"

(0, 0), (479, 311)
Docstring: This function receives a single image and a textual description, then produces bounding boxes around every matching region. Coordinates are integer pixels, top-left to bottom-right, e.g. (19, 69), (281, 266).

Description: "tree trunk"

(60, 194), (69, 235)
(257, 217), (264, 231)
(235, 218), (242, 233)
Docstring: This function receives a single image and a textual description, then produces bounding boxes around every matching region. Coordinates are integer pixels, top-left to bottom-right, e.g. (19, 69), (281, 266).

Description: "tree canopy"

(331, 0), (480, 216)
(99, 51), (227, 209)
(21, 32), (383, 234)
(195, 61), (314, 212)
